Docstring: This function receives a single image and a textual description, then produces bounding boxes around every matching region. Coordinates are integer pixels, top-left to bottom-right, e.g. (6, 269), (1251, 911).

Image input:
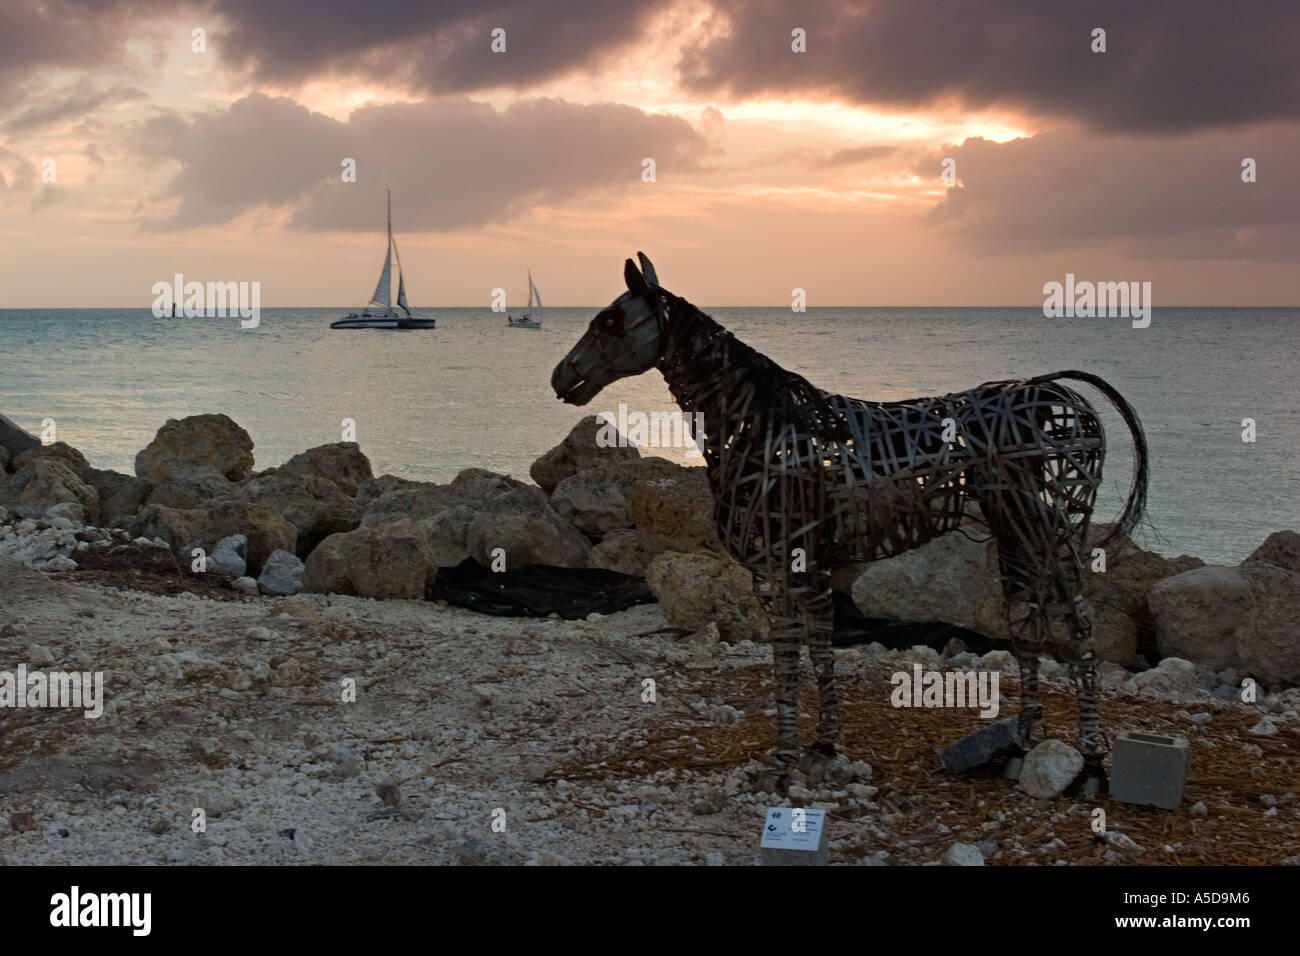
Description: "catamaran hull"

(330, 317), (437, 330)
(507, 320), (541, 329)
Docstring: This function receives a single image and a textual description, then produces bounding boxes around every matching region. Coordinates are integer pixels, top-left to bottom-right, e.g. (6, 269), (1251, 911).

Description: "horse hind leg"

(1007, 601), (1047, 751)
(1062, 598), (1108, 796)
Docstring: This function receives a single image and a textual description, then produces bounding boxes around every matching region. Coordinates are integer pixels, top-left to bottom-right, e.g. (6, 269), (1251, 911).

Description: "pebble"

(27, 644), (56, 666)
(944, 842), (984, 866)
(1248, 717), (1278, 736)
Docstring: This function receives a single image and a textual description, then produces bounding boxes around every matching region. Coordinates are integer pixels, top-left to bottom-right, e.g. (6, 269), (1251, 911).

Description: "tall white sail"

(370, 244), (392, 308)
(369, 190), (393, 309)
(526, 270), (542, 320)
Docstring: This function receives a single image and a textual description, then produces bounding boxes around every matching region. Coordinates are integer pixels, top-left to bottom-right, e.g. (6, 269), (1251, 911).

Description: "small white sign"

(760, 807), (825, 850)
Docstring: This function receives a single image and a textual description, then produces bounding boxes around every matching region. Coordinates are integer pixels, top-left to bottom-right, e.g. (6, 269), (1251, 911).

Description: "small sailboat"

(506, 270), (542, 328)
(331, 191), (436, 330)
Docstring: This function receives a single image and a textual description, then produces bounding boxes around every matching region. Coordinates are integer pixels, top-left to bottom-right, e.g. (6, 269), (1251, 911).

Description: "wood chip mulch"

(550, 659), (1299, 865)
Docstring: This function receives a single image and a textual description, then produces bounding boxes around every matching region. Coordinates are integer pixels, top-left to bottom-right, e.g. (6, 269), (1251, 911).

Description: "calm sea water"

(0, 307), (1295, 564)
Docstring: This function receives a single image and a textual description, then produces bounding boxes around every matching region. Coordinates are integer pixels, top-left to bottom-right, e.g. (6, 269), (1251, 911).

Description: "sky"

(0, 0), (1297, 307)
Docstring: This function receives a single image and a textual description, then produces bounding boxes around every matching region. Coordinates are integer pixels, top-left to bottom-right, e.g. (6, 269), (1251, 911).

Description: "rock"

(1243, 530), (1300, 573)
(40, 555), (77, 572)
(0, 445), (8, 473)
(0, 414), (41, 463)
(272, 442), (373, 497)
(0, 458), (100, 521)
(530, 415), (640, 493)
(258, 549), (305, 596)
(944, 842), (985, 866)
(979, 649), (1019, 676)
(1132, 657), (1198, 697)
(210, 534), (248, 578)
(356, 474), (425, 505)
(628, 467), (721, 555)
(12, 441), (89, 471)
(363, 470), (587, 568)
(1237, 557), (1300, 684)
(239, 473), (361, 557)
(361, 481), (472, 565)
(199, 499), (297, 576)
(589, 529), (655, 575)
(1105, 831), (1144, 852)
(127, 505), (205, 554)
(550, 471), (632, 537)
(98, 476), (155, 528)
(303, 519), (438, 599)
(145, 471), (236, 511)
(232, 576), (259, 595)
(851, 532), (1006, 637)
(1018, 740), (1084, 798)
(1247, 717), (1278, 736)
(1083, 526), (1205, 663)
(941, 716), (1023, 772)
(72, 466), (133, 516)
(27, 644), (56, 666)
(644, 550), (768, 643)
(1149, 566), (1250, 670)
(463, 482), (591, 569)
(467, 510), (590, 569)
(135, 414), (255, 482)
(44, 501), (86, 525)
(551, 457), (684, 539)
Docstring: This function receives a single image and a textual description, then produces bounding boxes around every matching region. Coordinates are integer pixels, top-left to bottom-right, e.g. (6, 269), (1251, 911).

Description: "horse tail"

(1030, 369), (1149, 551)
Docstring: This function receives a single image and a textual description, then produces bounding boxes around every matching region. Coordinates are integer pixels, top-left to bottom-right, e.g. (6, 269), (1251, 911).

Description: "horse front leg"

(754, 577), (802, 792)
(802, 586), (840, 757)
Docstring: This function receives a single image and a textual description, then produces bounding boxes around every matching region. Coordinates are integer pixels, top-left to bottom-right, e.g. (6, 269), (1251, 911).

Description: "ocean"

(1, 306), (1295, 565)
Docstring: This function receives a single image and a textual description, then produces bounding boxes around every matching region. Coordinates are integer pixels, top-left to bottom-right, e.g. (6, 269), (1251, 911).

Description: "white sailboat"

(506, 270), (542, 328)
(331, 191), (435, 330)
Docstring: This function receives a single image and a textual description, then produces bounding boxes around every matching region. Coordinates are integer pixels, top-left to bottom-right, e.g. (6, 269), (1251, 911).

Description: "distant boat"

(506, 270), (542, 329)
(331, 191), (436, 330)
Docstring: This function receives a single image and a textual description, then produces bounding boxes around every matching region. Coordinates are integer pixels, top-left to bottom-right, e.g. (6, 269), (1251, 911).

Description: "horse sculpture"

(552, 253), (1148, 792)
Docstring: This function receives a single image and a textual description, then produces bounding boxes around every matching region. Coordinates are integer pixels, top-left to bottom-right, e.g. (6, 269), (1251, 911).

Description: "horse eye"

(602, 315), (621, 333)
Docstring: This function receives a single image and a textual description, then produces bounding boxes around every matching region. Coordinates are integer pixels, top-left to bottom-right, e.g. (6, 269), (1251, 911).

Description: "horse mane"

(658, 289), (853, 443)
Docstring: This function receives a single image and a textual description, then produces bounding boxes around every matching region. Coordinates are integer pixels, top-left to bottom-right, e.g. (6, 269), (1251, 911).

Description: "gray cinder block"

(1110, 731), (1190, 810)
(941, 716), (1023, 772)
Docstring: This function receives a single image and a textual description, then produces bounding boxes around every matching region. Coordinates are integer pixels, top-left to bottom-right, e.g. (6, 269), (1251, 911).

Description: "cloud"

(208, 0), (664, 94)
(679, 0), (1300, 134)
(127, 92), (708, 231)
(918, 124), (1300, 261)
(816, 145), (896, 167)
(5, 79), (147, 133)
(0, 0), (171, 115)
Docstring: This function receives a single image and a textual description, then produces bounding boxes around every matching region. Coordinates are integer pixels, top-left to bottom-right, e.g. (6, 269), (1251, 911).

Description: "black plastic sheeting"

(427, 559), (655, 619)
(427, 559), (1013, 653)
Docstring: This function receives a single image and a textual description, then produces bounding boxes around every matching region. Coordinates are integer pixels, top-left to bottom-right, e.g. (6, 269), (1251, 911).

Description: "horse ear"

(624, 258), (648, 295)
(636, 251), (658, 286)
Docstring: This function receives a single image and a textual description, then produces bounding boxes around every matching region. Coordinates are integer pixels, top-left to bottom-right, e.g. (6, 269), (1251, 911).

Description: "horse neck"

(654, 293), (782, 464)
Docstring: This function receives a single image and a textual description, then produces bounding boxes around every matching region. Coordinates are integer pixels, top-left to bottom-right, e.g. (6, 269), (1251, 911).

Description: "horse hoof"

(1067, 762), (1109, 797)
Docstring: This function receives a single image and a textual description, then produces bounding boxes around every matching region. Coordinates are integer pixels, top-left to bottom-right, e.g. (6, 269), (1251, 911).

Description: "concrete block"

(1110, 730), (1190, 810)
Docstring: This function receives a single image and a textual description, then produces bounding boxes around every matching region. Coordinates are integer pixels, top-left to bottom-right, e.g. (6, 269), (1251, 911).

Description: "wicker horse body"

(554, 255), (1148, 787)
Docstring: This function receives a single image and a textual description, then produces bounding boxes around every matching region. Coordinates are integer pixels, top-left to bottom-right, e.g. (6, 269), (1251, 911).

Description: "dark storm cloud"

(130, 93), (707, 231)
(918, 126), (1300, 260)
(208, 0), (662, 93)
(680, 0), (1300, 134)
